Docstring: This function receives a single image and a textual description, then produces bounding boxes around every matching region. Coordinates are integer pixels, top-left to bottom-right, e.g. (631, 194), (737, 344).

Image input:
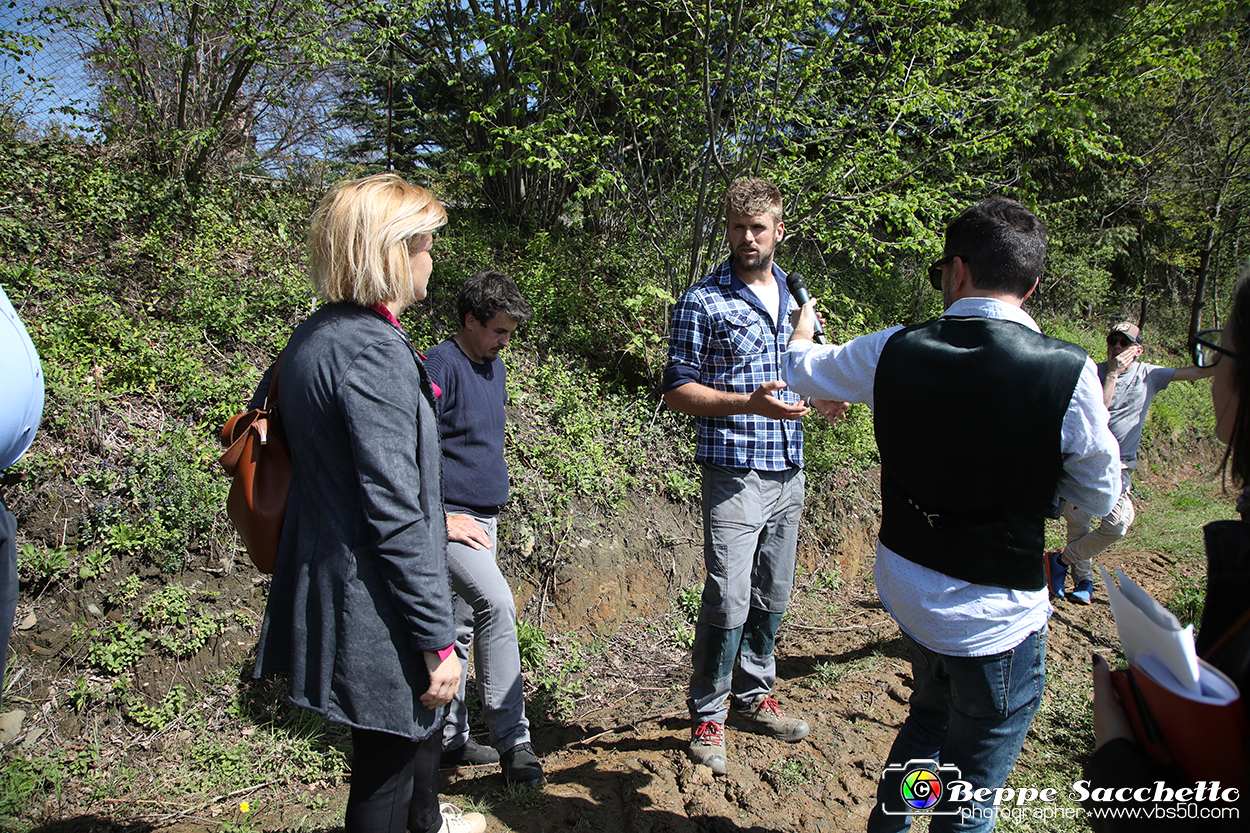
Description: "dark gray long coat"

(251, 303), (454, 740)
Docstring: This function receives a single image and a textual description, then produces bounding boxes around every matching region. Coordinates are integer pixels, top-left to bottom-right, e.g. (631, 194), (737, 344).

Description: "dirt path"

(285, 547), (1169, 833)
(420, 547), (1170, 833)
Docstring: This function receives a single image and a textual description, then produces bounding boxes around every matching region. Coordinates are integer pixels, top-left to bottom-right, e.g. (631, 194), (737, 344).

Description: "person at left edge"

(663, 177), (812, 777)
(0, 281), (44, 709)
(248, 173), (484, 833)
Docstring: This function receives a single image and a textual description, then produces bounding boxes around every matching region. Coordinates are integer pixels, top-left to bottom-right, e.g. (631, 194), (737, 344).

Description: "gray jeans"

(688, 464), (804, 723)
(442, 513), (531, 753)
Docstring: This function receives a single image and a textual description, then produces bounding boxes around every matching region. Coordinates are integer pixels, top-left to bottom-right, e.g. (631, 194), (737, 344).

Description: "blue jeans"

(688, 464), (803, 723)
(867, 626), (1047, 833)
(443, 513), (531, 753)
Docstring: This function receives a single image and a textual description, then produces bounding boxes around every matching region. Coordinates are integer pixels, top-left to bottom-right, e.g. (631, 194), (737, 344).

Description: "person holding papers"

(1087, 272), (1250, 831)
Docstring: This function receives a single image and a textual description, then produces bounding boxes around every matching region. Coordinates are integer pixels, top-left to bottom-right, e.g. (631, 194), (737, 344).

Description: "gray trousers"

(442, 513), (531, 753)
(688, 464), (804, 723)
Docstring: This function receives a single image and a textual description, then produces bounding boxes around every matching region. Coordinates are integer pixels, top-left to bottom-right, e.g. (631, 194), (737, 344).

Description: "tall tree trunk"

(176, 3), (200, 131)
(1190, 214), (1221, 339)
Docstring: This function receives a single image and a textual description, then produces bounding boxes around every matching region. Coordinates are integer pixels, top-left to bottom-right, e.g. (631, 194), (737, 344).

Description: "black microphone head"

(786, 271), (809, 300)
(785, 270), (825, 342)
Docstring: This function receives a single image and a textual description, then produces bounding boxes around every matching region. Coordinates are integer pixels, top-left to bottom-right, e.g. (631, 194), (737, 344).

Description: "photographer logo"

(901, 767), (943, 810)
(880, 759), (965, 817)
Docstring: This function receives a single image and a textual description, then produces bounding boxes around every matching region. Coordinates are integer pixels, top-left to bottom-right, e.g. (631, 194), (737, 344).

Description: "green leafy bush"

(141, 584), (225, 658)
(803, 404), (879, 476)
(677, 584), (702, 624)
(516, 620), (548, 670)
(0, 754), (60, 817)
(78, 423), (227, 573)
(84, 622), (150, 675)
(124, 685), (188, 731)
(16, 543), (69, 587)
(1166, 563), (1206, 627)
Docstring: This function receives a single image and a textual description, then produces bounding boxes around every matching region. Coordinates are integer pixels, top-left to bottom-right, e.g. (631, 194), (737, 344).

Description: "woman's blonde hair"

(308, 173), (448, 307)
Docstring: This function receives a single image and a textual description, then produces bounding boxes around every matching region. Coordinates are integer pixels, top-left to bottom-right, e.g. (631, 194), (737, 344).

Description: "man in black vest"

(783, 198), (1121, 832)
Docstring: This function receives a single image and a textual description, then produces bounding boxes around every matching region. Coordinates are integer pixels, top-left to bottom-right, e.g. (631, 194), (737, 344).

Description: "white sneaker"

(439, 803), (487, 833)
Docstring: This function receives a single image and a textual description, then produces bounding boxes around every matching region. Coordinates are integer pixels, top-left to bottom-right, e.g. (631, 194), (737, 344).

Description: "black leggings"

(345, 726), (442, 833)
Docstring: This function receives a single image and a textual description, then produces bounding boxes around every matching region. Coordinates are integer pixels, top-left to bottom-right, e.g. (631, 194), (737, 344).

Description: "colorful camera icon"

(879, 759), (964, 817)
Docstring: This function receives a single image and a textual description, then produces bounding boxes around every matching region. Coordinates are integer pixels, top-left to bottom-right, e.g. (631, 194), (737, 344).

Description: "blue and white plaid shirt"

(663, 259), (803, 471)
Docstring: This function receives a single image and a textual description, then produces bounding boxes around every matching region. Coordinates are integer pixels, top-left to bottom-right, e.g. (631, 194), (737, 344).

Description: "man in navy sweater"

(424, 271), (544, 787)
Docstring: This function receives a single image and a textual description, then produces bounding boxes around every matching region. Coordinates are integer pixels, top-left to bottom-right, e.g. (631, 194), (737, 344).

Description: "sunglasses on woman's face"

(1190, 329), (1240, 368)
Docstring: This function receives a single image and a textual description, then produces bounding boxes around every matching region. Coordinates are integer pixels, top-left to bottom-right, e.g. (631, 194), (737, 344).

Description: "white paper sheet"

(1101, 565), (1202, 695)
(1134, 654), (1240, 705)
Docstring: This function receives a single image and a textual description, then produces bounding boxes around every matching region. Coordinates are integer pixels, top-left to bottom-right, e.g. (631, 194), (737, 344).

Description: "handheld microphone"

(786, 271), (826, 344)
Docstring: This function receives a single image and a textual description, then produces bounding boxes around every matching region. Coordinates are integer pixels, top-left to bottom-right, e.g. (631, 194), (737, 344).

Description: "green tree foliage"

(18, 0), (1250, 324)
(333, 0), (1245, 333)
(1158, 15), (1250, 335)
(1016, 0), (1250, 329)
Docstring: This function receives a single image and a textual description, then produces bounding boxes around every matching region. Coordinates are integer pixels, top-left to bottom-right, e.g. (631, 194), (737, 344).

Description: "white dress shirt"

(784, 297), (1120, 656)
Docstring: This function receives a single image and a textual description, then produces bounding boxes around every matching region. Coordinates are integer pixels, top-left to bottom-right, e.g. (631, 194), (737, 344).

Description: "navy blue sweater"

(424, 338), (509, 513)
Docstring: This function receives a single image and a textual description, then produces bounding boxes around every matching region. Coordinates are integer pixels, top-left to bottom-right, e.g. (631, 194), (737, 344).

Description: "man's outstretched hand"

(748, 380), (810, 420)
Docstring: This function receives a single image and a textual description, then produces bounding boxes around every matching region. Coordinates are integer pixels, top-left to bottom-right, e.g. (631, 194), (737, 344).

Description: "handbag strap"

(264, 351), (285, 411)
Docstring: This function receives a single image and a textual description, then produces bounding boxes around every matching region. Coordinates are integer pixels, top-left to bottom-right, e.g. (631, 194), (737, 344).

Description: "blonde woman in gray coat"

(251, 173), (485, 833)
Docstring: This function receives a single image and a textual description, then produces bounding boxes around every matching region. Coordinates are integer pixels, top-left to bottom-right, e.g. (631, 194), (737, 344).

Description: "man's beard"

(733, 249), (772, 272)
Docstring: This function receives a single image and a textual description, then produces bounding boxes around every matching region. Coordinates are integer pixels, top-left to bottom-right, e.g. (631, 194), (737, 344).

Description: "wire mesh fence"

(2, 3), (98, 136)
(1, 1), (384, 178)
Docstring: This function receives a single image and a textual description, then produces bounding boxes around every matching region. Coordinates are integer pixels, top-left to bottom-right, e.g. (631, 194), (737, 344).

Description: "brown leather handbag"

(219, 353), (289, 573)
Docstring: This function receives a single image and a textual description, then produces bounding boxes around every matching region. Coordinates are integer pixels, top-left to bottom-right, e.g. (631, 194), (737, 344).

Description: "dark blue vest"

(873, 316), (1087, 591)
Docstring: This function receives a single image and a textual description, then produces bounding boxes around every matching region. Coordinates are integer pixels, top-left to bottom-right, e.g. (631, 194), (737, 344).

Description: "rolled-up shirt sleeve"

(1058, 357), (1121, 517)
(662, 294), (709, 392)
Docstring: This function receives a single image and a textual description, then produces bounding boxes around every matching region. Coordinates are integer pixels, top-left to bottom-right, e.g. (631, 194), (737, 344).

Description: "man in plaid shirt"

(663, 178), (811, 775)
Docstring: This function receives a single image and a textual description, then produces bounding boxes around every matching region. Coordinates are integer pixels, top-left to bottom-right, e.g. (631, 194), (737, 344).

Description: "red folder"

(1110, 659), (1248, 792)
